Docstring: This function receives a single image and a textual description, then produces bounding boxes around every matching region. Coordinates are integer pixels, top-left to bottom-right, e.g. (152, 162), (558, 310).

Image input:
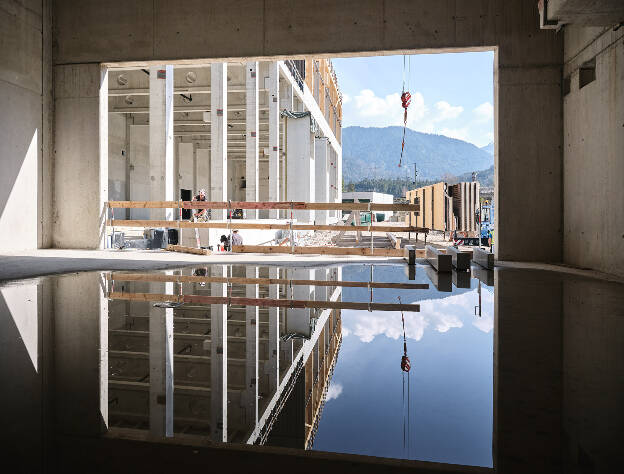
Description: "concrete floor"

(0, 249), (404, 281)
(2, 248), (622, 284)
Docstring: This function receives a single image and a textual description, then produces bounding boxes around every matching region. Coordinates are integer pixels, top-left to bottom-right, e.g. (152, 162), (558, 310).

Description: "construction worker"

(192, 189), (208, 221)
(231, 229), (243, 247)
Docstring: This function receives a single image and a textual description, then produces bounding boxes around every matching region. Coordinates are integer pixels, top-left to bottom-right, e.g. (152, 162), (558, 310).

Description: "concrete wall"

(0, 0), (52, 249)
(562, 26), (624, 277)
(49, 0), (563, 262)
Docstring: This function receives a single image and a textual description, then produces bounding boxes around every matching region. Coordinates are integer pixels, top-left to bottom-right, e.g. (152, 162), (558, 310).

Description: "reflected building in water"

(106, 265), (343, 448)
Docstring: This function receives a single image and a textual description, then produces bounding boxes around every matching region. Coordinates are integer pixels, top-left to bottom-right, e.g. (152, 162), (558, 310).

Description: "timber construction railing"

(105, 200), (426, 257)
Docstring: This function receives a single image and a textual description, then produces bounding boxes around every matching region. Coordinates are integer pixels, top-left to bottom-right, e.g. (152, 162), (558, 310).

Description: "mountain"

(454, 164), (494, 187)
(480, 142), (494, 155)
(342, 126), (494, 182)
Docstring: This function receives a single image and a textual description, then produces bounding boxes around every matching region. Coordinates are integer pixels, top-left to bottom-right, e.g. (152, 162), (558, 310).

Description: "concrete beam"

(210, 63), (228, 220)
(148, 65), (174, 221)
(446, 246), (472, 271)
(426, 245), (452, 272)
(245, 62), (259, 218)
(473, 247), (494, 270)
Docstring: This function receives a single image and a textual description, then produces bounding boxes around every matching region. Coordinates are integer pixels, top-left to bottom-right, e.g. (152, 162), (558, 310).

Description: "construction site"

(1, 1), (623, 474)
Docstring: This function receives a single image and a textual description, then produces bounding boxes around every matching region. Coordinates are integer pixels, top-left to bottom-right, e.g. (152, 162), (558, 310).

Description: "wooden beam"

(166, 244), (211, 255)
(107, 200), (420, 212)
(106, 219), (428, 233)
(231, 245), (418, 257)
(107, 291), (420, 312)
(108, 272), (430, 290)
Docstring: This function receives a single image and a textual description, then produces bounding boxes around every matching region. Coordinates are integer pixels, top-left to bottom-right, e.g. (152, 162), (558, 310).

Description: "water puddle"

(1, 262), (622, 472)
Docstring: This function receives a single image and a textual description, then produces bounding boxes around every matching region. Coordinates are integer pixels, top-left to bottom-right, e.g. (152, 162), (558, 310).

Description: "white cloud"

(326, 382), (343, 401)
(349, 89), (427, 128)
(341, 326), (351, 337)
(433, 101), (463, 122)
(342, 289), (494, 344)
(342, 88), (493, 147)
(438, 127), (470, 141)
(473, 102), (494, 122)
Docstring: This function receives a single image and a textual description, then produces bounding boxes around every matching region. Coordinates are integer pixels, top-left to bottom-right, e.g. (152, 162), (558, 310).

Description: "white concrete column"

(245, 266), (259, 427)
(149, 65), (174, 221)
(211, 63), (228, 220)
(286, 268), (314, 339)
(245, 62), (259, 218)
(314, 138), (329, 225)
(53, 64), (108, 248)
(267, 266), (280, 393)
(268, 62), (280, 218)
(210, 265), (227, 441)
(149, 279), (174, 438)
(287, 116), (315, 222)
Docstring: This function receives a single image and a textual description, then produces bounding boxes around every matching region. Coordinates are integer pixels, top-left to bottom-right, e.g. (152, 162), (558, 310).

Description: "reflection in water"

(1, 263), (623, 473)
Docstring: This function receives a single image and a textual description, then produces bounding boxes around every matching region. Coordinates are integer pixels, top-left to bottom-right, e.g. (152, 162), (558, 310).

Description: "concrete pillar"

(53, 64), (108, 248)
(286, 268), (314, 339)
(148, 65), (174, 221)
(211, 63), (228, 220)
(287, 116), (315, 222)
(267, 266), (280, 393)
(495, 53), (562, 262)
(211, 265), (227, 441)
(245, 266), (259, 427)
(314, 138), (329, 225)
(245, 62), (259, 218)
(268, 62), (280, 218)
(149, 280), (174, 438)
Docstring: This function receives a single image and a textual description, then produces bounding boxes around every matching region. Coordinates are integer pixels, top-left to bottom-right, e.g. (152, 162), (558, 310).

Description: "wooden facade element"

(405, 181), (480, 233)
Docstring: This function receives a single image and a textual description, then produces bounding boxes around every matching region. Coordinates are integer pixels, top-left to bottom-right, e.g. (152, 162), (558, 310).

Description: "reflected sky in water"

(313, 265), (493, 467)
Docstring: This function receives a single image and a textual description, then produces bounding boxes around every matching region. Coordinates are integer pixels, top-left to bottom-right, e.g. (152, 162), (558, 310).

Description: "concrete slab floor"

(0, 249), (405, 281)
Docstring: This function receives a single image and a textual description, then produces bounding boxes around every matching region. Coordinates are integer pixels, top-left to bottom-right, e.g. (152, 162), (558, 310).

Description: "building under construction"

(405, 182), (480, 234)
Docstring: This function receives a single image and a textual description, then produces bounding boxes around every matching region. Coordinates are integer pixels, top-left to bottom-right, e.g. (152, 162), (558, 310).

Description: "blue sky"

(333, 51), (495, 147)
(312, 264), (494, 466)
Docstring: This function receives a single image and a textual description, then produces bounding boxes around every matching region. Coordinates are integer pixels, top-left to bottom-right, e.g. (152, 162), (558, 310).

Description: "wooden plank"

(108, 291), (420, 312)
(231, 245), (416, 257)
(108, 201), (179, 209)
(108, 272), (430, 290)
(107, 219), (428, 233)
(426, 245), (452, 272)
(166, 244), (211, 255)
(446, 246), (472, 271)
(107, 200), (420, 212)
(473, 247), (494, 270)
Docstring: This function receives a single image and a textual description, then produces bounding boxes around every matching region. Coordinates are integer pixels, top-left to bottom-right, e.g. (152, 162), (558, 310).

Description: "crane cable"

(399, 296), (411, 457)
(399, 55), (411, 168)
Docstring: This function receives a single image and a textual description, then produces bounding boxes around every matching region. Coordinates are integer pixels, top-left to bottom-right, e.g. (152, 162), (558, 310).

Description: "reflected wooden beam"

(108, 272), (429, 290)
(108, 292), (419, 312)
